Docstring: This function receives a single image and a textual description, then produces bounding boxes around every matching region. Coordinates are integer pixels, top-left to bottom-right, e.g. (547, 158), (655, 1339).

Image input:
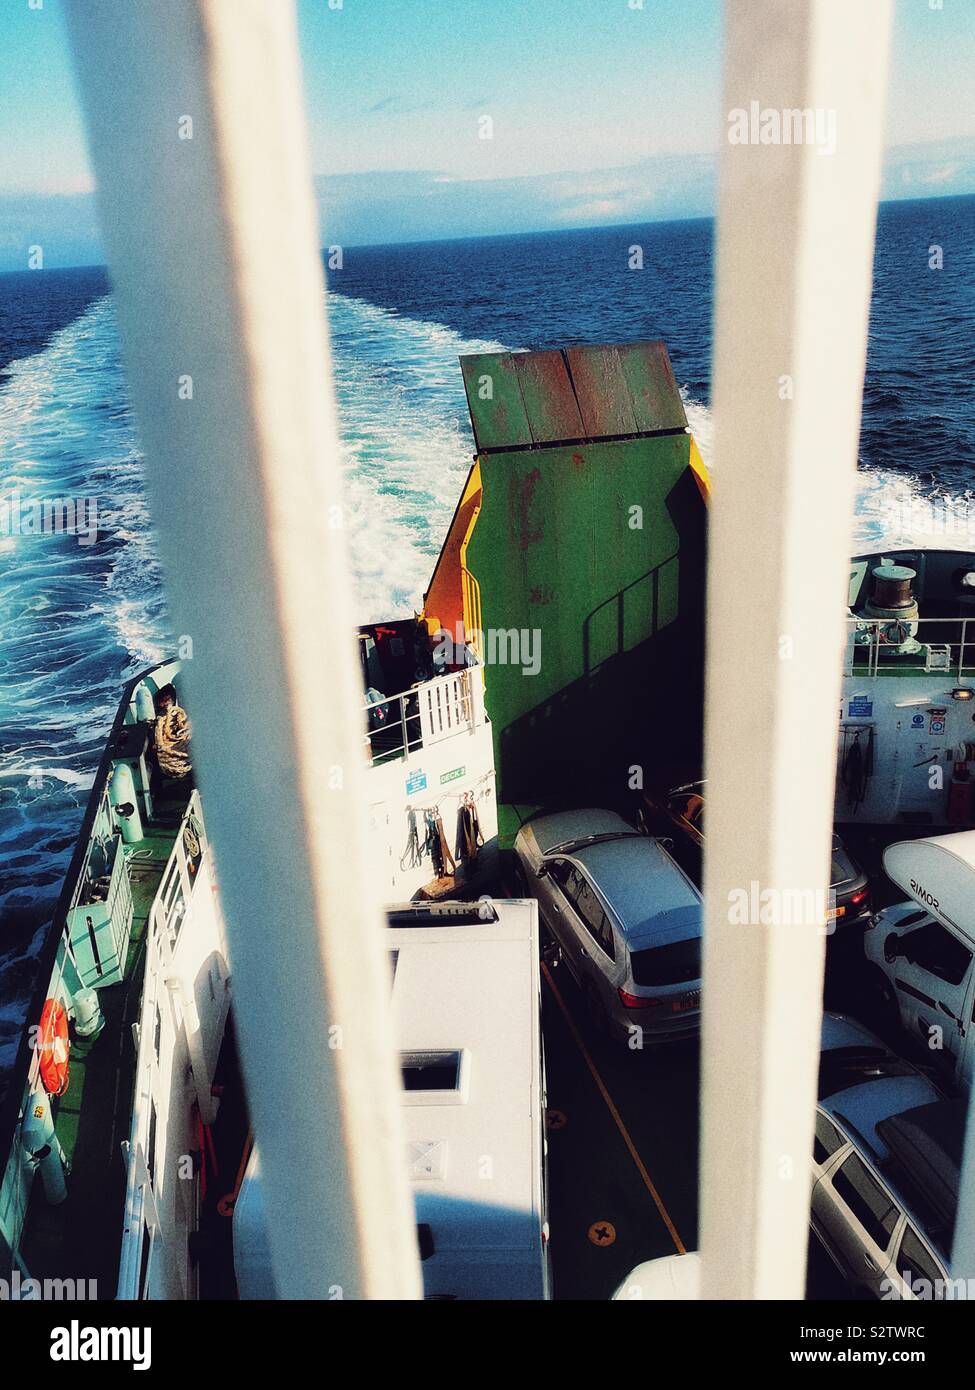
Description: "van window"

(901, 921), (972, 987)
(570, 878), (616, 960)
(898, 909), (932, 930)
(832, 1153), (900, 1251)
(813, 1111), (846, 1166)
(630, 937), (701, 987)
(896, 1225), (946, 1299)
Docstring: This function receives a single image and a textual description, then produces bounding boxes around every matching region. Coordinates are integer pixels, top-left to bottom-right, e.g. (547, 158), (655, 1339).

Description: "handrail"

(700, 0), (893, 1302)
(19, 779), (115, 1106)
(363, 668), (478, 763)
(582, 555), (679, 674)
(66, 0), (423, 1301)
(116, 791), (206, 1301)
(846, 614), (972, 679)
(153, 790), (207, 946)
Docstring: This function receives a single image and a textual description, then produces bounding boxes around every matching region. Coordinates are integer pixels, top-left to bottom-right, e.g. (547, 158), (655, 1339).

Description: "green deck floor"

(19, 788), (190, 1297)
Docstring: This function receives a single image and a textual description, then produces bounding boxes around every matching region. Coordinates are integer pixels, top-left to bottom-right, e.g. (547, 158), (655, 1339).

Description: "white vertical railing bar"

(65, 0), (422, 1299)
(701, 0), (892, 1299)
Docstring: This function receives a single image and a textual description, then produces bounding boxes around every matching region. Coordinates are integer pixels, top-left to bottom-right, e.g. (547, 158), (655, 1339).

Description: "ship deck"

(541, 958), (697, 1295)
(189, 842), (852, 1301)
(189, 833), (921, 1300)
(539, 936), (851, 1299)
(18, 785), (191, 1298)
(21, 819), (867, 1301)
(536, 823), (944, 1300)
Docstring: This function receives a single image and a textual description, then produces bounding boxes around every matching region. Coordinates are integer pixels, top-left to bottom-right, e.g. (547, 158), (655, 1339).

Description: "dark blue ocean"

(0, 195), (973, 1099)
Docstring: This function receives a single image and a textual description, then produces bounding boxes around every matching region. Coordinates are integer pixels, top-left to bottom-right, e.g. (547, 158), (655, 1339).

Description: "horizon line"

(0, 188), (973, 277)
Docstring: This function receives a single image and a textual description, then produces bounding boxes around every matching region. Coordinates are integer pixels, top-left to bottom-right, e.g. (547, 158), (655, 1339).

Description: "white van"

(864, 830), (975, 1090)
(234, 898), (551, 1300)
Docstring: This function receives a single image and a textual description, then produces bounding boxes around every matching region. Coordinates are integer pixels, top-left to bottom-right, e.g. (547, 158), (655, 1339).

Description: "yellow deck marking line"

(541, 961), (686, 1256)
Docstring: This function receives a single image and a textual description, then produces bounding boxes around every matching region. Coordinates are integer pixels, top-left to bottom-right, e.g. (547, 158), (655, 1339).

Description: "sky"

(0, 0), (973, 269)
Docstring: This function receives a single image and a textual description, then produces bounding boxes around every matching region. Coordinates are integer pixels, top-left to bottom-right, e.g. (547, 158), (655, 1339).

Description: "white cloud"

(918, 163), (963, 185)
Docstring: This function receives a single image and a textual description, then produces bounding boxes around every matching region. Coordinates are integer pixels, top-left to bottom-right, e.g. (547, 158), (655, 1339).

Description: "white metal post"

(701, 0), (892, 1299)
(65, 0), (421, 1299)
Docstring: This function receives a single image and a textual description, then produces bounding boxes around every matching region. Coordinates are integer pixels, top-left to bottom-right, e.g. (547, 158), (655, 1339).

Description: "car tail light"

(851, 888), (869, 906)
(618, 988), (699, 1013)
(618, 988), (661, 1010)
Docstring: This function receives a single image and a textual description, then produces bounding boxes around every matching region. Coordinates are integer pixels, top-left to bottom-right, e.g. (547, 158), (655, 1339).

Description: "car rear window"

(830, 848), (856, 885)
(630, 937), (701, 986)
(817, 1046), (914, 1101)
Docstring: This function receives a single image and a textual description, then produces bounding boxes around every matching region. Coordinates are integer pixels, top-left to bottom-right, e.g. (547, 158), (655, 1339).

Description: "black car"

(638, 780), (872, 928)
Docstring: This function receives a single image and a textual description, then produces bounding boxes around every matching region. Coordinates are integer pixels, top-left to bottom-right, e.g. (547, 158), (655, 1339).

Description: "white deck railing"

(700, 0), (894, 1301)
(846, 615), (975, 679)
(152, 791), (206, 946)
(116, 792), (207, 1301)
(363, 668), (482, 763)
(66, 0), (422, 1301)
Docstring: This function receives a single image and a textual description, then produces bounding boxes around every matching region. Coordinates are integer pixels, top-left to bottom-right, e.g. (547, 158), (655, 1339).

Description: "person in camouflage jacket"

(153, 684), (193, 780)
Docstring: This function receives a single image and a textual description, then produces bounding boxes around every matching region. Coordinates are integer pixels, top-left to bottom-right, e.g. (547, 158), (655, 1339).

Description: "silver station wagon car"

(814, 1012), (960, 1299)
(612, 1014), (960, 1301)
(514, 808), (702, 1043)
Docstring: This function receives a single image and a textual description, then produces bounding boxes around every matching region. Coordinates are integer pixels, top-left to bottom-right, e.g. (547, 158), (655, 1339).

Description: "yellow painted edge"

(688, 434), (711, 501)
(419, 459), (483, 639)
(459, 458), (483, 651)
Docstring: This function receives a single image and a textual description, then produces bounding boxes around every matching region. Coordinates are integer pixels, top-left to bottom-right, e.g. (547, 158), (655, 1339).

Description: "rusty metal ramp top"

(460, 341), (687, 454)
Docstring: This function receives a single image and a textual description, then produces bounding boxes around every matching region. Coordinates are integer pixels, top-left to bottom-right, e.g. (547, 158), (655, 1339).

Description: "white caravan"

(865, 830), (975, 1090)
(233, 898), (551, 1300)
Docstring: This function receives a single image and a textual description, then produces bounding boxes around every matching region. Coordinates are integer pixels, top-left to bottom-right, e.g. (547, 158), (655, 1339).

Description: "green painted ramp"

(459, 343), (708, 845)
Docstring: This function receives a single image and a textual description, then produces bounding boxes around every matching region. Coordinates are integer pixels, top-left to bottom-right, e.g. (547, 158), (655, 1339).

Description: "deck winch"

(856, 563), (921, 657)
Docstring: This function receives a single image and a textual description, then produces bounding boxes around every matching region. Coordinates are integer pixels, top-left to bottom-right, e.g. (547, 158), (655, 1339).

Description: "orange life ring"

(37, 998), (70, 1097)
